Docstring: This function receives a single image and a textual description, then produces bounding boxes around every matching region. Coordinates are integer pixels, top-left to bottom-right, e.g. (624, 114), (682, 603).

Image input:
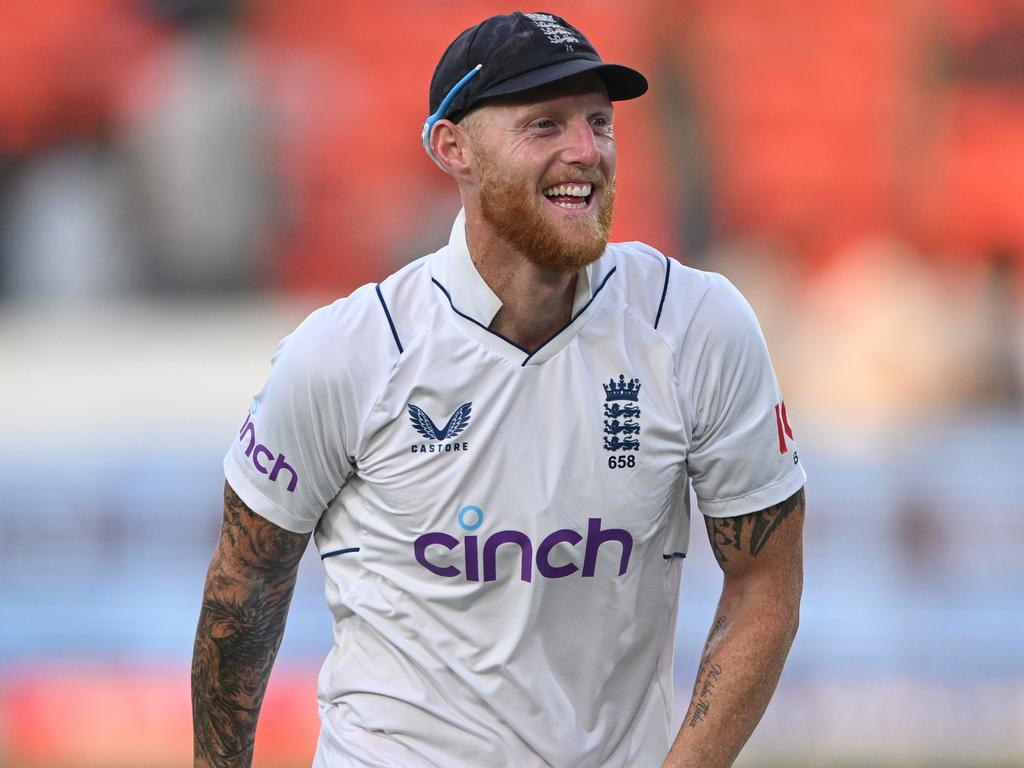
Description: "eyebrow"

(513, 100), (614, 121)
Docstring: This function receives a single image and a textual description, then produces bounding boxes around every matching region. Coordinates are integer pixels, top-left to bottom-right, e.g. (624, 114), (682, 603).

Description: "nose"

(560, 118), (601, 168)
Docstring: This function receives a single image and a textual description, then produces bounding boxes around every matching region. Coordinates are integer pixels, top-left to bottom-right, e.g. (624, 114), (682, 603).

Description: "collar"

(432, 208), (594, 326)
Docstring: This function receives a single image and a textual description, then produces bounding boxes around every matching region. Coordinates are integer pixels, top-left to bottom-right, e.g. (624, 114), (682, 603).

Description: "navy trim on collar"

(520, 267), (616, 366)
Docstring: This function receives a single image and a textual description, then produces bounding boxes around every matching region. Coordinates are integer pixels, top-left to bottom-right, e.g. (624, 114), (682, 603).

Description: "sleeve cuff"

(697, 463), (807, 518)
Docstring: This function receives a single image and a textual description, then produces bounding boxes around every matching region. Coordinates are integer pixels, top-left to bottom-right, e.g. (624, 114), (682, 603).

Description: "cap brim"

(477, 59), (648, 103)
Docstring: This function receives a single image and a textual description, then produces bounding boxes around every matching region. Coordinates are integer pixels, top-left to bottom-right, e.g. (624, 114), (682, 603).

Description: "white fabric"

(224, 211), (806, 767)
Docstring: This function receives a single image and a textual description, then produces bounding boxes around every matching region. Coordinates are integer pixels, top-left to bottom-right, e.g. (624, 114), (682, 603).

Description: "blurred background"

(1, 0), (1022, 766)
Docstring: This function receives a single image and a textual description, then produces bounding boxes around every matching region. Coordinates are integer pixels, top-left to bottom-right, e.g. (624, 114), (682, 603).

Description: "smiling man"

(192, 11), (806, 768)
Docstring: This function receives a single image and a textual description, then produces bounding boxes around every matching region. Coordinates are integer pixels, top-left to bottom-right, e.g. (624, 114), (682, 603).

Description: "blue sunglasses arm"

(421, 64), (483, 172)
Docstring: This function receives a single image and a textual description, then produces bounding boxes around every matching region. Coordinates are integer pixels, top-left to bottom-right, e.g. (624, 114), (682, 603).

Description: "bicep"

(213, 481), (311, 580)
(703, 487), (805, 591)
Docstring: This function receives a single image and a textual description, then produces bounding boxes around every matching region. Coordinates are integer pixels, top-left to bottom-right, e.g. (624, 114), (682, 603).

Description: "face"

(462, 74), (617, 273)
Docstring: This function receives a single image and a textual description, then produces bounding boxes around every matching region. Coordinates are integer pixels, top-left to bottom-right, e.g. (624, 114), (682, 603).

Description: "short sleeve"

(224, 306), (356, 533)
(681, 275), (806, 517)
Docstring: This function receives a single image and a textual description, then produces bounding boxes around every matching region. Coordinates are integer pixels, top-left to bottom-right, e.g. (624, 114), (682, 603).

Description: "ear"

(430, 119), (475, 180)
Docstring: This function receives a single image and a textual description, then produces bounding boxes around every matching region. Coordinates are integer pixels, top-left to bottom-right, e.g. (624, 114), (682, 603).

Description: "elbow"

(782, 564), (803, 642)
(765, 580), (802, 648)
(786, 604), (800, 646)
(779, 583), (802, 651)
(721, 566), (803, 647)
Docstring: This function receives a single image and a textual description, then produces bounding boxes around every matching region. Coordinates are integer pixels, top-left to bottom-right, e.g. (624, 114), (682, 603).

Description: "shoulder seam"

(654, 255), (671, 329)
(375, 283), (403, 354)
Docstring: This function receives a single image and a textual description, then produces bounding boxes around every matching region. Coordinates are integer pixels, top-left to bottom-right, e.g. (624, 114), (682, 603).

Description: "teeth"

(543, 182), (593, 198)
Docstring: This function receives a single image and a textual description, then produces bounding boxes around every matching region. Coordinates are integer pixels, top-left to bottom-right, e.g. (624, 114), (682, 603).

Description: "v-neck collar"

(428, 209), (615, 367)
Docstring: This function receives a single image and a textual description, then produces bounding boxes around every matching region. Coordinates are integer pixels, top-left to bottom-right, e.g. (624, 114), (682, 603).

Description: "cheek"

(601, 145), (617, 180)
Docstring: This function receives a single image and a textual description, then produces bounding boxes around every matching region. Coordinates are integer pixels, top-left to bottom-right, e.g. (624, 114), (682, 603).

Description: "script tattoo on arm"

(192, 482), (310, 767)
(667, 490), (804, 764)
(687, 615), (729, 729)
(704, 487), (804, 566)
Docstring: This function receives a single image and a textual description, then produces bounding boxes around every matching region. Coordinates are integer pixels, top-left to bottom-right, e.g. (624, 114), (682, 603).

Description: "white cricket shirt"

(224, 210), (806, 768)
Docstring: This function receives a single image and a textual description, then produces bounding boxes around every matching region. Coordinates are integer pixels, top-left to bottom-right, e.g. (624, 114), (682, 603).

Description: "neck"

(464, 213), (579, 353)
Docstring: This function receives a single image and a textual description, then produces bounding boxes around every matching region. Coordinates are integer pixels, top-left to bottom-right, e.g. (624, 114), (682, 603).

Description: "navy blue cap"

(428, 11), (648, 125)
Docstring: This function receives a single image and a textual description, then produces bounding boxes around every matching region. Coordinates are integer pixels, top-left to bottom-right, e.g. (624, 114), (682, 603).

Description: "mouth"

(542, 181), (594, 211)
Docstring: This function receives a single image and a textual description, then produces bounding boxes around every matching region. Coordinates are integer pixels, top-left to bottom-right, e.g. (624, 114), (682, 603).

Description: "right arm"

(192, 481), (311, 768)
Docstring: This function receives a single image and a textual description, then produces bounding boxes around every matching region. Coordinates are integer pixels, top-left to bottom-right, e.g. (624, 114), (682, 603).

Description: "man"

(192, 11), (805, 768)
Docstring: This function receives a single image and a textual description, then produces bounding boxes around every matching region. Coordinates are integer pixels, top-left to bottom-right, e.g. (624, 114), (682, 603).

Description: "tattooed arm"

(662, 487), (805, 768)
(192, 482), (311, 768)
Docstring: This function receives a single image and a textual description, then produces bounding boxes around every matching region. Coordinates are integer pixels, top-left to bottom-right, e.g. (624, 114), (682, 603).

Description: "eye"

(591, 115), (612, 130)
(534, 118), (556, 130)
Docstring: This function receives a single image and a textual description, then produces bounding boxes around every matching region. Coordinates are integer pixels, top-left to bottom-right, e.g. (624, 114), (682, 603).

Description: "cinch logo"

(413, 506), (633, 582)
(238, 410), (299, 492)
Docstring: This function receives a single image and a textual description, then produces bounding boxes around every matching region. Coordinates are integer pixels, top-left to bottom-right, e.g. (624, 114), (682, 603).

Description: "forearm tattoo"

(688, 660), (723, 727)
(705, 487), (804, 566)
(192, 483), (309, 767)
(687, 615), (729, 729)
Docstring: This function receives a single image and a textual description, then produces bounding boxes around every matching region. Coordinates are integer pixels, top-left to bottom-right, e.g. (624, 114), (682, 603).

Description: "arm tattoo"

(706, 516), (744, 567)
(687, 615), (729, 729)
(192, 483), (310, 767)
(688, 660), (724, 727)
(705, 487), (804, 566)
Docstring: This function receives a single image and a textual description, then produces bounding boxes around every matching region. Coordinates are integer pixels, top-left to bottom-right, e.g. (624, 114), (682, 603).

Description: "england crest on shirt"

(603, 375), (641, 461)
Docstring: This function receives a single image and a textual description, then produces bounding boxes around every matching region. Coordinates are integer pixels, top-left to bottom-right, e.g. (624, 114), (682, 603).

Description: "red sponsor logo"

(774, 401), (794, 454)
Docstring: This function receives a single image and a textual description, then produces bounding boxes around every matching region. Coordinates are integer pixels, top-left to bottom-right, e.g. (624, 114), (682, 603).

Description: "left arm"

(662, 487), (805, 768)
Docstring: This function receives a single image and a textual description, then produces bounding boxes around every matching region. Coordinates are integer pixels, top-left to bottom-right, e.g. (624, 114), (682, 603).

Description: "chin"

(504, 206), (594, 270)
(534, 197), (613, 272)
(478, 169), (615, 273)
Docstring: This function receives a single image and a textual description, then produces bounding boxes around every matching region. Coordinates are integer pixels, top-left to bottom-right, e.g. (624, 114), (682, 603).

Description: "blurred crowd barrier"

(1, 1), (1023, 766)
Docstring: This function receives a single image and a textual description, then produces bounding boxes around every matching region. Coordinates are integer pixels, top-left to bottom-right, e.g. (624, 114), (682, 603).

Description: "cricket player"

(192, 11), (806, 768)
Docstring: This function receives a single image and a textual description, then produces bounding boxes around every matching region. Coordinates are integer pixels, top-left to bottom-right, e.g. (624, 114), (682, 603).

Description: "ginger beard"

(473, 142), (615, 273)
